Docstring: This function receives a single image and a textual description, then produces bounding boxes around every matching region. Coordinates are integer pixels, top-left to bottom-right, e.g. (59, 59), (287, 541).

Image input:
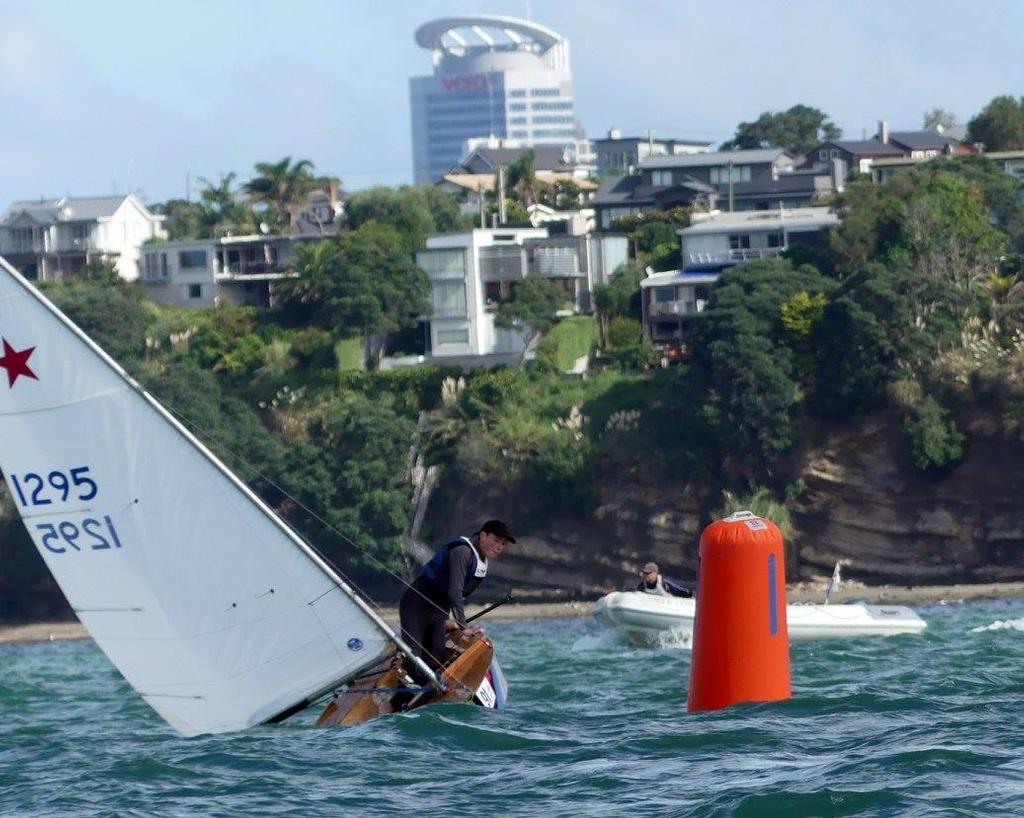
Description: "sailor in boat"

(637, 562), (692, 597)
(398, 519), (515, 687)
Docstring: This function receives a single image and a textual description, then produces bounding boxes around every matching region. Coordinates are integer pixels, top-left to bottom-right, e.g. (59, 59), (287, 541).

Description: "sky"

(2, 0), (1023, 208)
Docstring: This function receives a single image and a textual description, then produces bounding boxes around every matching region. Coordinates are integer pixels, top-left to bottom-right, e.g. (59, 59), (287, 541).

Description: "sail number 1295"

(9, 467), (98, 508)
(35, 516), (123, 554)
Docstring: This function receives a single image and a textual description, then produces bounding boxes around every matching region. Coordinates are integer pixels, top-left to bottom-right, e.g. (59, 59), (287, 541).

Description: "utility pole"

(497, 165), (507, 225)
(727, 159), (734, 213)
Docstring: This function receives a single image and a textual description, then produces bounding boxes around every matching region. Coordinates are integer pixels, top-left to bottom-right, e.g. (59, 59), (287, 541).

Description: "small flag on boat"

(825, 560), (842, 604)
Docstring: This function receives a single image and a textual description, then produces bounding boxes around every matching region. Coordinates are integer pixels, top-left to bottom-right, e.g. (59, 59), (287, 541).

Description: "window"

(431, 281), (467, 317)
(530, 88), (561, 97)
(830, 149), (839, 159)
(533, 246), (579, 276)
(653, 286), (676, 302)
(509, 103), (527, 111)
(819, 149), (828, 161)
(710, 165), (752, 184)
(417, 249), (465, 280)
(532, 115), (574, 124)
(510, 130), (528, 139)
(509, 89), (526, 97)
(651, 170), (673, 187)
(437, 328), (470, 345)
(188, 284), (202, 299)
(531, 101), (574, 111)
(179, 250), (207, 269)
(12, 227), (33, 251)
(728, 234), (751, 250)
(510, 116), (527, 125)
(767, 232), (784, 248)
(71, 223), (89, 245)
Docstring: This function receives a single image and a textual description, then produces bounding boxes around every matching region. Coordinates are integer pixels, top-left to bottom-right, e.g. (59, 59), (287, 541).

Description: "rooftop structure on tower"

(410, 15), (583, 184)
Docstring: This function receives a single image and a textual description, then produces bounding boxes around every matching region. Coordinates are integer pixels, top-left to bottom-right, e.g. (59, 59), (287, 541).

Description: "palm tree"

(198, 173), (254, 236)
(505, 150), (538, 206)
(244, 157), (318, 233)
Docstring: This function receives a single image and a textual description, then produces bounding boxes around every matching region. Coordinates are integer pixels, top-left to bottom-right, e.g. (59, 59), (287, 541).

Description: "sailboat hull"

(316, 631), (496, 727)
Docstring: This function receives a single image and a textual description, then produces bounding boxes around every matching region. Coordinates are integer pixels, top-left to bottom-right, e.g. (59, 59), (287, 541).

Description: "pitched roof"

(823, 139), (904, 157)
(593, 174), (714, 207)
(2, 195), (134, 225)
(460, 146), (576, 173)
(679, 206), (839, 235)
(641, 148), (790, 170)
(887, 131), (958, 151)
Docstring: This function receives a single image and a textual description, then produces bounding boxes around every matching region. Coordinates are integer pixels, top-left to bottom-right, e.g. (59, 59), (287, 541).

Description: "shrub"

(535, 316), (599, 373)
(904, 396), (965, 471)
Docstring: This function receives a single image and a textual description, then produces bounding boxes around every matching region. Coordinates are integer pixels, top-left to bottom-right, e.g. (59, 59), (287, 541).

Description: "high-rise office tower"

(410, 15), (582, 184)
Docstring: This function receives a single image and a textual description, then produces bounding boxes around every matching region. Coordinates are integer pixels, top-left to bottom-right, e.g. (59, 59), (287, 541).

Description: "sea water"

(2, 598), (1024, 817)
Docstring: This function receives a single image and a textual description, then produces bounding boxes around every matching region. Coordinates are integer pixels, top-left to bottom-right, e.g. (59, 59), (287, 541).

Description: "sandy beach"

(2, 581), (1023, 645)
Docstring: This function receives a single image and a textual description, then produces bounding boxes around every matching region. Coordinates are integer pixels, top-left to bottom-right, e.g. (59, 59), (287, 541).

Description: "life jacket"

(640, 575), (671, 596)
(420, 536), (488, 596)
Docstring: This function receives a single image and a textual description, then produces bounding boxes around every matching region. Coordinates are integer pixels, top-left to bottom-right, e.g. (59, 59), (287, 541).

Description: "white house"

(679, 207), (839, 270)
(416, 226), (627, 360)
(639, 207), (839, 350)
(0, 195), (166, 281)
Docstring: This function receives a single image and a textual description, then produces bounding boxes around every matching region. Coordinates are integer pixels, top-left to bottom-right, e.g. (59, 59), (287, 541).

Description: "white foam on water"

(571, 630), (623, 651)
(970, 617), (1024, 633)
(654, 627), (693, 650)
(572, 626), (693, 652)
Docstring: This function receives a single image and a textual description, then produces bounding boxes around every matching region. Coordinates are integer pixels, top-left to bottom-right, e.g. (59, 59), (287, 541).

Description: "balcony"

(649, 299), (707, 317)
(479, 246), (525, 280)
(224, 260), (283, 275)
(686, 247), (784, 265)
(531, 246), (583, 278)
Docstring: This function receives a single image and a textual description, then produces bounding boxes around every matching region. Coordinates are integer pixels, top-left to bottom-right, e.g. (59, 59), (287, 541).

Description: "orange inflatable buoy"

(688, 510), (791, 712)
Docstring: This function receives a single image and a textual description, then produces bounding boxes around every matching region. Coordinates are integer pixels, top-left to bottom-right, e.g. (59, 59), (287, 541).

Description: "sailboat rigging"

(0, 255), (495, 735)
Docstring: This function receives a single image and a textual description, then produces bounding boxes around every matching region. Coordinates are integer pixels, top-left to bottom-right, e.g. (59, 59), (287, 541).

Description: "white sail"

(0, 256), (421, 736)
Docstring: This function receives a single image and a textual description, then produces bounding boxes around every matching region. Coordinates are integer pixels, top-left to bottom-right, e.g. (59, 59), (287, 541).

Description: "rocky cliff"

(425, 408), (1024, 599)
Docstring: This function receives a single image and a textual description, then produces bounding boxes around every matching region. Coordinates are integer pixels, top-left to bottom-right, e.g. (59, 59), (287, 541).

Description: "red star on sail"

(0, 338), (38, 387)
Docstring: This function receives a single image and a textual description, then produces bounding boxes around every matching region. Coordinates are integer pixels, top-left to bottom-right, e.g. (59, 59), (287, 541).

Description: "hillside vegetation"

(3, 156), (1024, 619)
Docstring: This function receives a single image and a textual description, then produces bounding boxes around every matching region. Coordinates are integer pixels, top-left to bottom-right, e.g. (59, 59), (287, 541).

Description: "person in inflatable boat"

(637, 562), (692, 597)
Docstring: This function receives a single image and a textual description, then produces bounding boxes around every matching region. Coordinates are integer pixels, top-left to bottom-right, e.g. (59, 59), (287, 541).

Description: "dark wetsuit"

(636, 575), (692, 597)
(399, 537), (486, 680)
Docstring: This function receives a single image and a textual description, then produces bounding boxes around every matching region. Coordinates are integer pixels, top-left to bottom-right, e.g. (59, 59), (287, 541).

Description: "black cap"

(480, 519), (516, 544)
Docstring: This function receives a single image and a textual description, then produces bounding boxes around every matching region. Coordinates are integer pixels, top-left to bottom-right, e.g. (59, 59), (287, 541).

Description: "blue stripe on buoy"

(768, 554), (778, 636)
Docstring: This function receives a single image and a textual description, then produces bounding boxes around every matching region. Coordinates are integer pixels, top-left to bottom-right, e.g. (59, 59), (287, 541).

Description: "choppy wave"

(2, 599), (1024, 817)
(971, 617), (1024, 633)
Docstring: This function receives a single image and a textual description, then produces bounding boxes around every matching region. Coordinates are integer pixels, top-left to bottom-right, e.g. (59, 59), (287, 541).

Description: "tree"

(593, 260), (646, 345)
(198, 172), (255, 237)
(813, 262), (949, 417)
(691, 259), (835, 476)
(967, 95), (1024, 151)
(505, 150), (539, 206)
(244, 157), (318, 233)
(494, 274), (567, 366)
(721, 104), (841, 157)
(275, 222), (430, 364)
(151, 198), (207, 240)
(609, 208), (691, 271)
(345, 185), (468, 256)
(923, 108), (957, 132)
(45, 278), (150, 364)
(281, 395), (417, 573)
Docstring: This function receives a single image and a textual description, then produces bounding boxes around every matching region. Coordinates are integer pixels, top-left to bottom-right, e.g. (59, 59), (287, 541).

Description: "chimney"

(879, 120), (890, 144)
